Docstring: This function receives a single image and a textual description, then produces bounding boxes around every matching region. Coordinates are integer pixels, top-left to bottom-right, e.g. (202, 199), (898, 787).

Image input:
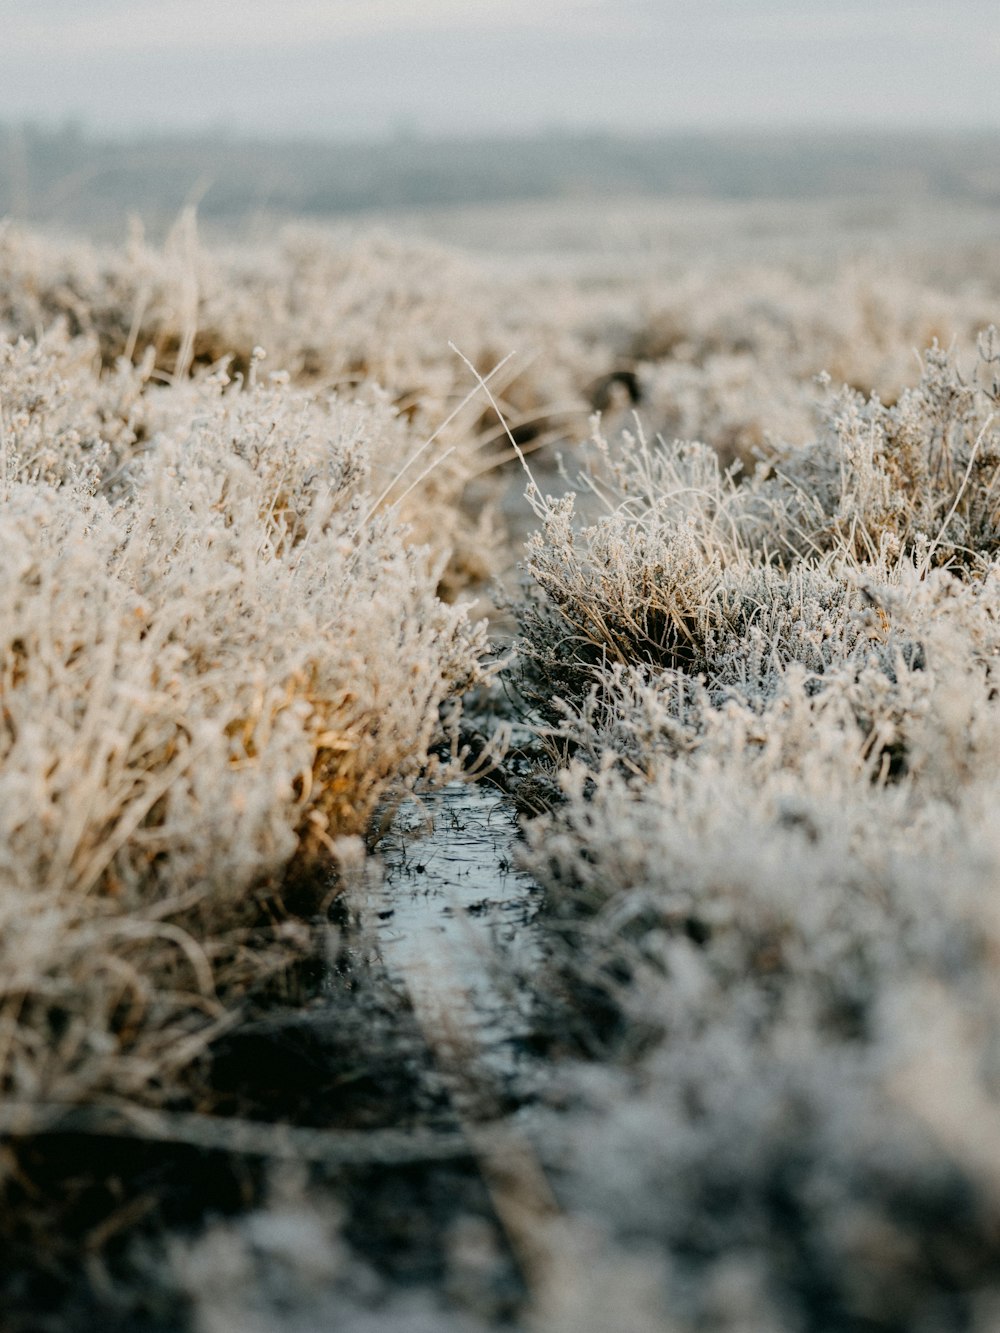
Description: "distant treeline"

(2, 122), (999, 233)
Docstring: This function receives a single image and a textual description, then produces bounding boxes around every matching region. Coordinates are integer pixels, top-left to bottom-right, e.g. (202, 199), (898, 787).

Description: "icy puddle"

(362, 780), (544, 1089)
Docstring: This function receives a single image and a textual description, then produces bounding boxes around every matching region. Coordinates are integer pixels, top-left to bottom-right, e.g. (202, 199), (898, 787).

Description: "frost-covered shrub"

(0, 218), (605, 596)
(0, 343), (487, 1112)
(0, 215), (590, 446)
(767, 335), (1000, 568)
(0, 326), (149, 492)
(515, 438), (884, 716)
(523, 629), (1000, 1327)
(630, 259), (997, 470)
(517, 337), (1000, 717)
(514, 332), (1000, 1327)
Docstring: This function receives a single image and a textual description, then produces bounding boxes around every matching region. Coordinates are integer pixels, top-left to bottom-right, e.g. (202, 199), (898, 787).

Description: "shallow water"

(361, 780), (544, 1090)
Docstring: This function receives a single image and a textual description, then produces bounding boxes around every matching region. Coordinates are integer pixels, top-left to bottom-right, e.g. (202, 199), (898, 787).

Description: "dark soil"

(0, 779), (547, 1333)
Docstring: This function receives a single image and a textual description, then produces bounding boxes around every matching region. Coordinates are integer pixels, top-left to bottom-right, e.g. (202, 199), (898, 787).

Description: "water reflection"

(365, 781), (543, 1086)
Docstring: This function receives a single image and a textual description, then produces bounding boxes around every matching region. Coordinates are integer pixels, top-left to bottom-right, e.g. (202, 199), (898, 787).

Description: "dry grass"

(514, 333), (1000, 1328)
(0, 311), (491, 1121)
(4, 198), (1000, 1328)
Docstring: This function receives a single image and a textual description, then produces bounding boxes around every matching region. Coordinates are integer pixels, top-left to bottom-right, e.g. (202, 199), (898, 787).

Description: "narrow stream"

(360, 779), (544, 1092)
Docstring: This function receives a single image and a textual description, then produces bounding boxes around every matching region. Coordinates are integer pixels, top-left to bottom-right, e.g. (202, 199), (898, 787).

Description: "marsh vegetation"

(2, 185), (1000, 1330)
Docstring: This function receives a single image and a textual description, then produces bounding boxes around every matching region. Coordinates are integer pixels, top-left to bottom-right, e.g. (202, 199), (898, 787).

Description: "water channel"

(359, 779), (545, 1095)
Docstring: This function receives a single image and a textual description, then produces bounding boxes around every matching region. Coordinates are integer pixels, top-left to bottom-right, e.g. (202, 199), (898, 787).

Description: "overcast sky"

(1, 0), (998, 138)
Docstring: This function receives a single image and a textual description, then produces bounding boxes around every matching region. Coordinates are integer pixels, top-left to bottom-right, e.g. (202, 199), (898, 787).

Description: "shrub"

(0, 339), (487, 1112)
(513, 335), (1000, 1328)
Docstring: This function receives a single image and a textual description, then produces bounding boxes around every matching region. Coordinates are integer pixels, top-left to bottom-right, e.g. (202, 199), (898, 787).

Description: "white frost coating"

(515, 336), (1000, 1328)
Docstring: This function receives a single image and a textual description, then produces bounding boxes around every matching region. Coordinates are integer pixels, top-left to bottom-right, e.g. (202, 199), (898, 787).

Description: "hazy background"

(1, 0), (999, 235)
(3, 0), (999, 136)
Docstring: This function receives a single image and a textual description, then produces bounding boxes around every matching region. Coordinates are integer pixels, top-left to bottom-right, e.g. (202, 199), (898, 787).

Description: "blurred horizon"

(3, 122), (1000, 243)
(4, 122), (1000, 241)
(5, 0), (1000, 241)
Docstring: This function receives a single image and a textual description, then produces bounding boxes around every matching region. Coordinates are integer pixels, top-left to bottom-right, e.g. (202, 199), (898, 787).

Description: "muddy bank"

(0, 776), (555, 1332)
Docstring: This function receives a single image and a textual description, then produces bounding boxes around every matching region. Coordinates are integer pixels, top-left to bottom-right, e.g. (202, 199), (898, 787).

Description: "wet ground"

(364, 780), (545, 1093)
(0, 778), (557, 1332)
